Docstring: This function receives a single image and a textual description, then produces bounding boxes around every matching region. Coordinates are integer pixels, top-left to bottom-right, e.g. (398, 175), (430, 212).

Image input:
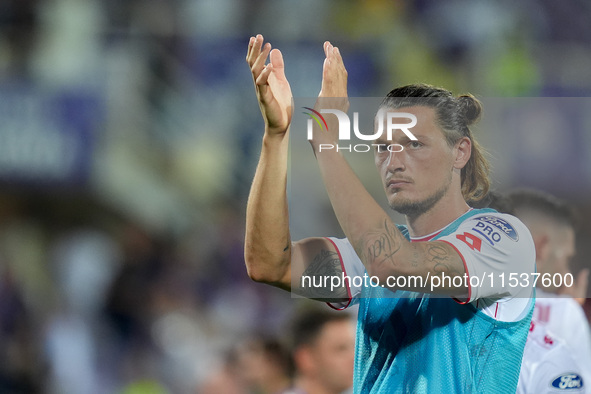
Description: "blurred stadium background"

(0, 0), (590, 393)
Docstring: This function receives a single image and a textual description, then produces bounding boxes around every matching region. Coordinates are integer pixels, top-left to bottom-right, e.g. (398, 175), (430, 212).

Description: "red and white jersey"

(327, 210), (535, 322)
(533, 290), (591, 389)
(517, 319), (586, 393)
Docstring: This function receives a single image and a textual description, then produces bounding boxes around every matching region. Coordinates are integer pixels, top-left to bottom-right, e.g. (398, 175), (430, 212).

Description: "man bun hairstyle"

(458, 94), (483, 126)
(380, 83), (490, 201)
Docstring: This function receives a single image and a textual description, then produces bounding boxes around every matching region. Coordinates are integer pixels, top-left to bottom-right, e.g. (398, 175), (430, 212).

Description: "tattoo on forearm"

(299, 249), (348, 299)
(428, 244), (451, 273)
(358, 220), (464, 291)
(411, 247), (420, 268)
(426, 243), (463, 277)
(362, 218), (402, 270)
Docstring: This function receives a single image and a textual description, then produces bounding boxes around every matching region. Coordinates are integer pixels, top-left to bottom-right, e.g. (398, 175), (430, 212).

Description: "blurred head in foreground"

(288, 307), (355, 394)
(236, 335), (292, 394)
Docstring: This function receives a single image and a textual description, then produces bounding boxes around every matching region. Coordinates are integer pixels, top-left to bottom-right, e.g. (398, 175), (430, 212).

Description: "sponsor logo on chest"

(551, 373), (584, 390)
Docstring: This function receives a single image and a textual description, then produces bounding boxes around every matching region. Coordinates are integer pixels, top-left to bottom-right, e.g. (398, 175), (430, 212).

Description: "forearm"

(244, 131), (291, 286)
(314, 149), (467, 295)
(314, 149), (409, 279)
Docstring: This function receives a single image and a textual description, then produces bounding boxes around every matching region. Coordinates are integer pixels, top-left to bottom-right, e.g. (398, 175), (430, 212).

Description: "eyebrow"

(374, 134), (427, 144)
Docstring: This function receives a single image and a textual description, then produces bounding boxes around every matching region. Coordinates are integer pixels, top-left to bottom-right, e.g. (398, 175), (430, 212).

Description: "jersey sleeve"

(325, 237), (366, 310)
(437, 213), (536, 303)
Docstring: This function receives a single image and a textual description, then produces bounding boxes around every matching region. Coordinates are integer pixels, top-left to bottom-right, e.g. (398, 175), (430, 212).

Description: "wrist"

(264, 123), (289, 135)
(308, 133), (338, 152)
(309, 140), (344, 158)
(263, 131), (289, 147)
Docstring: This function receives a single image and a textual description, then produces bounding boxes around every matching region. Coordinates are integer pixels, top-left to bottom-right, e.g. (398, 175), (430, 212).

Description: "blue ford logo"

(551, 373), (583, 390)
(473, 216), (518, 241)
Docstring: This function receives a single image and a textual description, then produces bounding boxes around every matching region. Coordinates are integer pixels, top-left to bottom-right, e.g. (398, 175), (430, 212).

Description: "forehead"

(375, 105), (444, 139)
(317, 320), (354, 342)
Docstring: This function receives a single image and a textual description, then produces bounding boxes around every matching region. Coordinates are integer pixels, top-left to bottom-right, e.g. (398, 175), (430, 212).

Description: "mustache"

(386, 176), (413, 184)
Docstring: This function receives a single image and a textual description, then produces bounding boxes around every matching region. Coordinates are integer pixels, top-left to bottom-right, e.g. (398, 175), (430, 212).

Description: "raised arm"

(244, 35), (348, 301)
(244, 34), (292, 288)
(311, 43), (468, 296)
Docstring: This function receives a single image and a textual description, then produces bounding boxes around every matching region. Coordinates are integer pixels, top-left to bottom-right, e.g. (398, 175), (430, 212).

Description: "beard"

(389, 175), (452, 217)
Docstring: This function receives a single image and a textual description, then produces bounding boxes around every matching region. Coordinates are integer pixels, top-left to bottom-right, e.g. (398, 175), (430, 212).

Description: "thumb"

(270, 49), (285, 77)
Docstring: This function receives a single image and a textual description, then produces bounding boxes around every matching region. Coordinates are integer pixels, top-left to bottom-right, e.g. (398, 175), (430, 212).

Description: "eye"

(374, 144), (388, 154)
(409, 141), (422, 149)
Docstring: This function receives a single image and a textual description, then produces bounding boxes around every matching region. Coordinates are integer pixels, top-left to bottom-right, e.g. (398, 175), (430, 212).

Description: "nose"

(385, 146), (405, 172)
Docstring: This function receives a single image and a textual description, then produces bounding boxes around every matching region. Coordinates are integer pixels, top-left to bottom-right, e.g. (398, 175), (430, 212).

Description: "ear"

(453, 137), (471, 170)
(293, 347), (314, 374)
(534, 233), (550, 262)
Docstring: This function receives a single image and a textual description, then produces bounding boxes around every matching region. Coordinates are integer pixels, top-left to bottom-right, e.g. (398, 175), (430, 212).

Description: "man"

(199, 336), (292, 394)
(517, 318), (586, 394)
(244, 34), (535, 392)
(284, 308), (355, 394)
(506, 189), (591, 388)
(236, 336), (293, 394)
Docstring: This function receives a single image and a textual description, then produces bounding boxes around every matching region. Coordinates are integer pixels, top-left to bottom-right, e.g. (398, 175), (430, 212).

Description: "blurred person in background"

(200, 335), (292, 394)
(244, 34), (535, 392)
(236, 336), (292, 394)
(517, 318), (586, 393)
(197, 346), (245, 394)
(559, 267), (589, 307)
(505, 189), (591, 387)
(283, 307), (354, 394)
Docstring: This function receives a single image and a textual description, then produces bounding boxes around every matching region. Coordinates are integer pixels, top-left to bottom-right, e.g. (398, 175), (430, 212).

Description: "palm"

(247, 35), (292, 135)
(319, 41), (348, 99)
(309, 41), (349, 148)
(259, 59), (292, 132)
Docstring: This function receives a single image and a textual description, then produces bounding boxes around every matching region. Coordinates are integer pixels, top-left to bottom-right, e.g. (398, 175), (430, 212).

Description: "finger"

(252, 42), (272, 77)
(269, 49), (286, 78)
(246, 36), (255, 62)
(334, 46), (342, 62)
(247, 34), (261, 64)
(256, 63), (273, 87)
(334, 47), (347, 73)
(322, 57), (330, 76)
(324, 41), (332, 57)
(247, 34), (264, 66)
(255, 64), (274, 101)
